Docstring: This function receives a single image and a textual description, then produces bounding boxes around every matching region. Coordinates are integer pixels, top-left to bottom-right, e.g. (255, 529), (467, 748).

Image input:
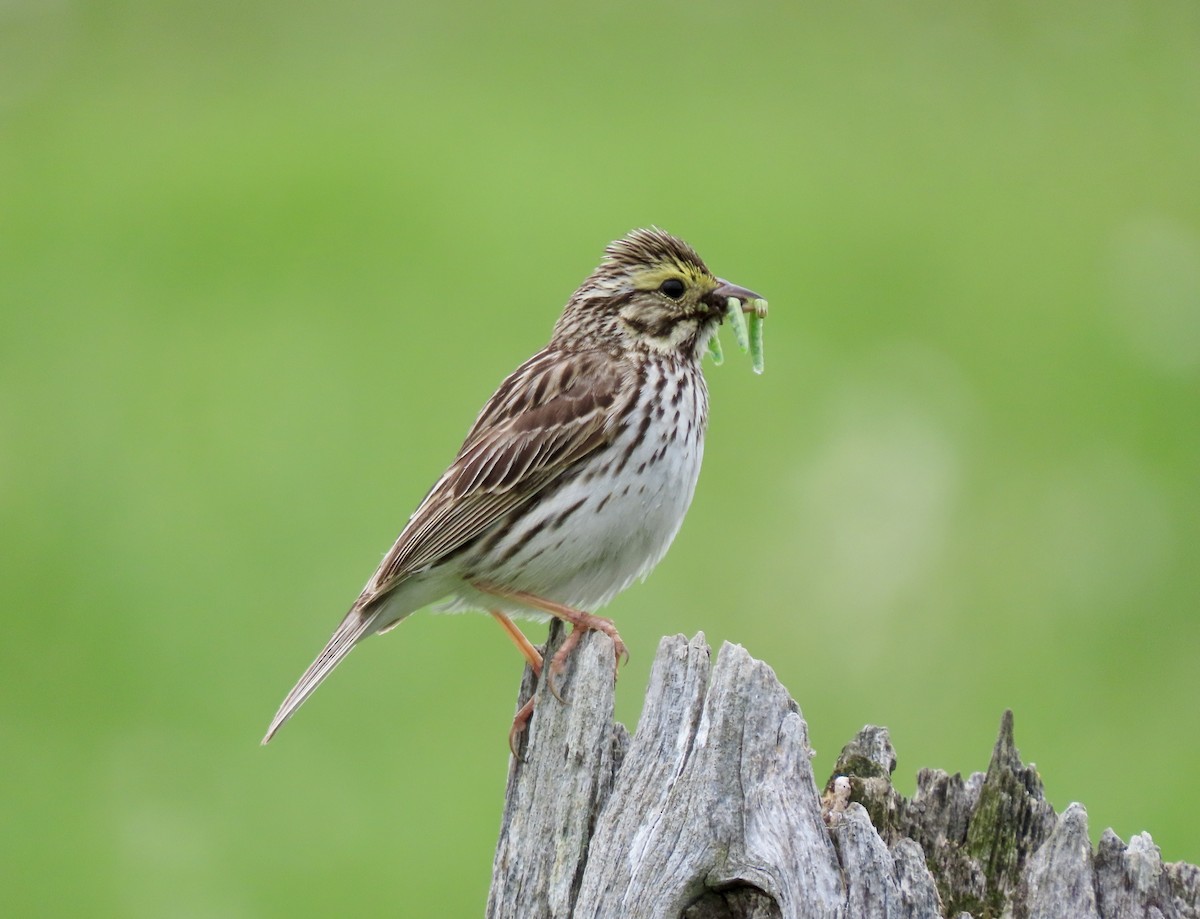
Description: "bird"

(262, 228), (764, 747)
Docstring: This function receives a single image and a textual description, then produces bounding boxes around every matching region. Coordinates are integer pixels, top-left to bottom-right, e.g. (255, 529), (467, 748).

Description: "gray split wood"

(486, 626), (1199, 919)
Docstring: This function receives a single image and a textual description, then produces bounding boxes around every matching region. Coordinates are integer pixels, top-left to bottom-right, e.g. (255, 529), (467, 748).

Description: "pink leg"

(474, 582), (628, 682)
(489, 609), (543, 675)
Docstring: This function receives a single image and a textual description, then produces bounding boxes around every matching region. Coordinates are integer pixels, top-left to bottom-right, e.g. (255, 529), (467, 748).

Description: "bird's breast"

(458, 358), (708, 613)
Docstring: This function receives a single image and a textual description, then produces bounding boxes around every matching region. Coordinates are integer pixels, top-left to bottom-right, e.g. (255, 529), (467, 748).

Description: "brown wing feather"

(354, 348), (629, 608)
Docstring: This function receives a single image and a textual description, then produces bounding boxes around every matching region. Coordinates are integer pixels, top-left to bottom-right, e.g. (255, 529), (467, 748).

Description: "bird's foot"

(508, 694), (537, 758)
(476, 583), (628, 751)
(549, 612), (627, 683)
(475, 581), (627, 683)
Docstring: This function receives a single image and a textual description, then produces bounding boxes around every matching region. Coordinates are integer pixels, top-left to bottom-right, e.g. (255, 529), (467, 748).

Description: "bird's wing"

(263, 349), (630, 743)
(355, 348), (630, 609)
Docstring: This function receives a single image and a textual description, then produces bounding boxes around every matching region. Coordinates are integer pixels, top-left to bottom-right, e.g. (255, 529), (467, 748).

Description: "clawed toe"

(550, 620), (627, 685)
(474, 584), (629, 752)
(545, 665), (569, 704)
(548, 627), (583, 683)
(586, 618), (628, 678)
(613, 637), (629, 672)
(508, 695), (537, 758)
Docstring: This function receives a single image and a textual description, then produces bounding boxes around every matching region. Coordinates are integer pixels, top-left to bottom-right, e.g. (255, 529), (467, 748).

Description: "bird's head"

(553, 228), (762, 360)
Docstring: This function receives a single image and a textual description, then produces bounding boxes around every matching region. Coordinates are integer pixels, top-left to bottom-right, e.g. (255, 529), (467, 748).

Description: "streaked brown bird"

(263, 228), (763, 747)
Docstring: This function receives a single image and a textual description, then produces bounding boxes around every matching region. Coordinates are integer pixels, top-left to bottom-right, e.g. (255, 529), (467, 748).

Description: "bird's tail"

(261, 609), (379, 744)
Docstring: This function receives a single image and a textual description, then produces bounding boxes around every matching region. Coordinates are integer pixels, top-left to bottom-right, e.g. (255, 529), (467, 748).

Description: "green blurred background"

(3, 0), (1198, 914)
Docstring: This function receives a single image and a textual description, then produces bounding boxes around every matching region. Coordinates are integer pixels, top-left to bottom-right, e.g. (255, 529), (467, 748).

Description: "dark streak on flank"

(493, 516), (551, 567)
(548, 497), (588, 531)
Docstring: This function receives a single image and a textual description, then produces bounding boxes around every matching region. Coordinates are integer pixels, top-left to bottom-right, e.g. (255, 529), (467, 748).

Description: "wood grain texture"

(487, 626), (1199, 919)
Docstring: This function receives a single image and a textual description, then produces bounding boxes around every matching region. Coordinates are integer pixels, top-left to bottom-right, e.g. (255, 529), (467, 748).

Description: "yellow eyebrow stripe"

(629, 263), (712, 291)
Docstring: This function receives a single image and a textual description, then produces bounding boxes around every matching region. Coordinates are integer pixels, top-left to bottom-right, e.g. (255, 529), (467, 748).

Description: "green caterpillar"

(749, 304), (765, 375)
(726, 296), (750, 352)
(707, 296), (766, 373)
(707, 332), (725, 365)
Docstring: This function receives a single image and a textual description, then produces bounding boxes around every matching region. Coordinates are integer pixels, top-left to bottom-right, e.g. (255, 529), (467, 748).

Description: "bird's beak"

(711, 279), (765, 314)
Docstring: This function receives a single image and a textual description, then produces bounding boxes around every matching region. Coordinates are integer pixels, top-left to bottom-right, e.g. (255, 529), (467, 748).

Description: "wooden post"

(487, 625), (1200, 919)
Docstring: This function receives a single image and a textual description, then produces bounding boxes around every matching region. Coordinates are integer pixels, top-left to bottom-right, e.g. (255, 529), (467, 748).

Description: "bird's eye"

(659, 278), (686, 300)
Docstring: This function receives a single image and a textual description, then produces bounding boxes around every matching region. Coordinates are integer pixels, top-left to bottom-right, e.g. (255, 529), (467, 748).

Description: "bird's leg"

(489, 609), (547, 756)
(489, 610), (543, 676)
(477, 584), (627, 754)
(474, 582), (628, 698)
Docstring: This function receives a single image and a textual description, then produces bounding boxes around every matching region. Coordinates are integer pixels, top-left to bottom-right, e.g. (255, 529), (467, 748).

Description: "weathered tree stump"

(487, 625), (1200, 919)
